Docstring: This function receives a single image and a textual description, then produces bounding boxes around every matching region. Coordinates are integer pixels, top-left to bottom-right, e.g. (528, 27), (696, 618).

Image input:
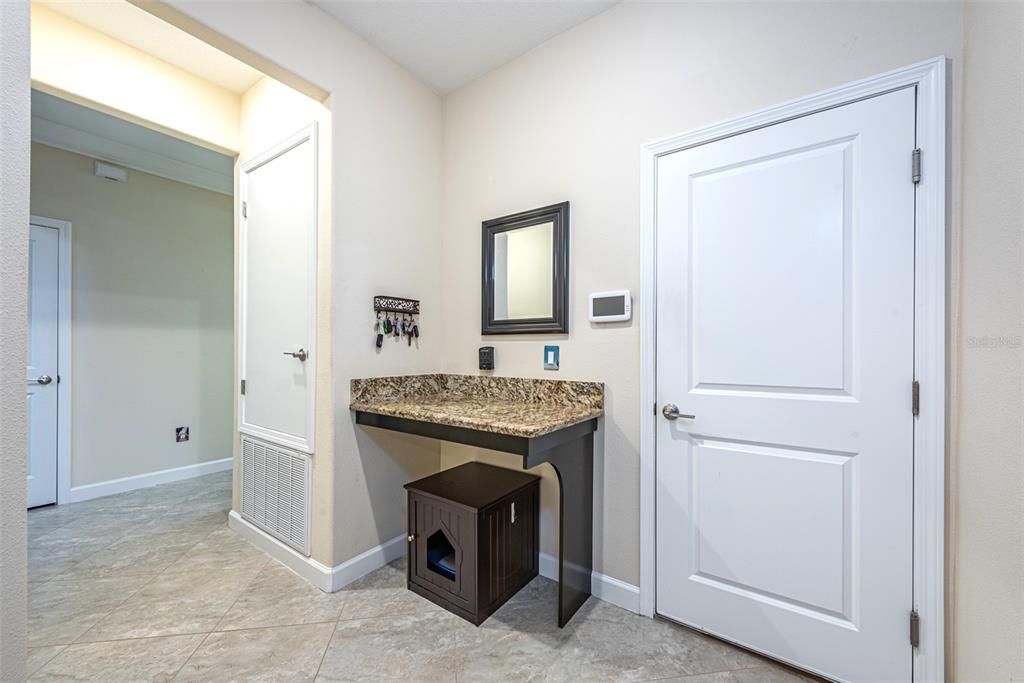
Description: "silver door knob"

(36, 375), (53, 386)
(662, 403), (695, 420)
(283, 348), (308, 362)
(407, 534), (416, 543)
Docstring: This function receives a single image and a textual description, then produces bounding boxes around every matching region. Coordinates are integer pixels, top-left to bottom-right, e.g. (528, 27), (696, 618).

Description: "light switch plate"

(543, 345), (559, 371)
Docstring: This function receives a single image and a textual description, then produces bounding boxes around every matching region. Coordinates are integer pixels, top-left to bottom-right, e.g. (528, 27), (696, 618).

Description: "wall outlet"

(175, 426), (190, 443)
(543, 345), (560, 371)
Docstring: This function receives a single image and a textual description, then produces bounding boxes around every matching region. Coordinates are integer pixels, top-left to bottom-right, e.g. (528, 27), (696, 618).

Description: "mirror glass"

(492, 221), (554, 320)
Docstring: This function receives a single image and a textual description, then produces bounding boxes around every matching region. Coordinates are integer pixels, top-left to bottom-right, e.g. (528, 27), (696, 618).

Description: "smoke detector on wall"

(94, 160), (128, 183)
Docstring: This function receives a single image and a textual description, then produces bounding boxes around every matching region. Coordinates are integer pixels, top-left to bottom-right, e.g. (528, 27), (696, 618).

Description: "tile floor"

(27, 472), (814, 682)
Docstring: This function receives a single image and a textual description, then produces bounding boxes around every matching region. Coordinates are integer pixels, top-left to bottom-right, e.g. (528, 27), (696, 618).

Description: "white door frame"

(238, 122), (318, 454)
(638, 57), (946, 682)
(29, 215), (72, 505)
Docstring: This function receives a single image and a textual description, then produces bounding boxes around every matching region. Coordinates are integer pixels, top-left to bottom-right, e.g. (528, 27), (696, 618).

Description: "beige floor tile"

(338, 560), (426, 621)
(26, 646), (65, 677)
(217, 561), (347, 631)
(660, 667), (820, 683)
(79, 567), (260, 642)
(162, 527), (270, 575)
(317, 611), (462, 682)
(542, 600), (743, 682)
(732, 665), (820, 682)
(455, 578), (573, 682)
(175, 622), (335, 682)
(28, 529), (124, 582)
(137, 509), (227, 537)
(28, 575), (151, 646)
(55, 529), (208, 580)
(29, 634), (203, 682)
(457, 627), (572, 682)
(27, 509), (71, 537)
(26, 472), (801, 683)
(656, 673), (740, 683)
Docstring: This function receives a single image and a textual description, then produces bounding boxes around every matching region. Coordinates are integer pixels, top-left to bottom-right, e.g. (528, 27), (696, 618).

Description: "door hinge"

(912, 148), (922, 184)
(242, 201), (247, 218)
(240, 379), (246, 395)
(912, 380), (920, 416)
(909, 609), (920, 648)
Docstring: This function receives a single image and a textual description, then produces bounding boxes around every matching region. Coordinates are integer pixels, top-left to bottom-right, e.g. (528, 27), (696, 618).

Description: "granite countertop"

(350, 374), (604, 438)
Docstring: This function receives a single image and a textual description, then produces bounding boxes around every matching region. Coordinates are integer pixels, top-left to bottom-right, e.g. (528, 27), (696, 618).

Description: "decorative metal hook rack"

(373, 296), (420, 315)
(374, 295), (421, 348)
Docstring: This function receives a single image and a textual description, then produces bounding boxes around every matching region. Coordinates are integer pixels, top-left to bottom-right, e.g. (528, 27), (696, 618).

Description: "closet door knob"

(407, 534), (416, 543)
(662, 404), (695, 420)
(283, 348), (308, 362)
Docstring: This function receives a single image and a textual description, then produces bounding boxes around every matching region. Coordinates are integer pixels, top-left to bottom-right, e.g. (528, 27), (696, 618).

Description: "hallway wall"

(30, 142), (234, 490)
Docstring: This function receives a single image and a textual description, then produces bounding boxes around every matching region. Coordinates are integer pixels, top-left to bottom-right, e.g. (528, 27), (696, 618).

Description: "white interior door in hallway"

(27, 222), (61, 508)
(655, 87), (917, 682)
(239, 124), (318, 453)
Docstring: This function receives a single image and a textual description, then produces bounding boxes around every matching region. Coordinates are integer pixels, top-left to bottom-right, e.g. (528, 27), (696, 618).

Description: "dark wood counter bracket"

(355, 410), (596, 628)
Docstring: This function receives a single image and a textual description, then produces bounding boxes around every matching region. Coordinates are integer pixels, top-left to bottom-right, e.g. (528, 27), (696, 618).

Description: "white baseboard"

(539, 552), (641, 614)
(66, 457), (233, 504)
(228, 511), (405, 593)
(328, 533), (406, 591)
(229, 510), (335, 591)
(229, 514), (639, 611)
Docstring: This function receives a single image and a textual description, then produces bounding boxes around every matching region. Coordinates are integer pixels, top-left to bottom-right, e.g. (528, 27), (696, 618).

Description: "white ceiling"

(39, 0), (263, 95)
(311, 0), (619, 93)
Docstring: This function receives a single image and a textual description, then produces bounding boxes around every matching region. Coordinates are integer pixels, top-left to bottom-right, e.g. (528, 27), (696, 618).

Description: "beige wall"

(30, 142), (234, 488)
(441, 2), (1024, 679)
(30, 3), (240, 153)
(953, 2), (1024, 680)
(441, 0), (965, 587)
(0, 2), (30, 679)
(165, 0), (445, 567)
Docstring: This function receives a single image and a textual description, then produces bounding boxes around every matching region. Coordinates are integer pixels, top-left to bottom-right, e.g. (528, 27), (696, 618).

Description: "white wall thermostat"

(589, 290), (632, 322)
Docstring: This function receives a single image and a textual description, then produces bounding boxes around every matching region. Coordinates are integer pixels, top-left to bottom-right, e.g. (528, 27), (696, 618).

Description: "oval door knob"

(662, 403), (695, 420)
(407, 534), (416, 543)
(36, 375), (53, 386)
(283, 348), (308, 362)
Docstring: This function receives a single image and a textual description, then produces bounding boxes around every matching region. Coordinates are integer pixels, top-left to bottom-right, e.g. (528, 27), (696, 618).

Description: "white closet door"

(27, 224), (60, 507)
(656, 88), (916, 682)
(239, 124), (317, 453)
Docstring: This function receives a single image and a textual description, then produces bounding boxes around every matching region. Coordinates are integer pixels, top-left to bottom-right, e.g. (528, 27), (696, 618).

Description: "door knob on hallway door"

(283, 349), (308, 362)
(36, 375), (53, 385)
(662, 404), (695, 420)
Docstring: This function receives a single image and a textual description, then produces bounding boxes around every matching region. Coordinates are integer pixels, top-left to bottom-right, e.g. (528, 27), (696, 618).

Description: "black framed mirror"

(481, 201), (569, 335)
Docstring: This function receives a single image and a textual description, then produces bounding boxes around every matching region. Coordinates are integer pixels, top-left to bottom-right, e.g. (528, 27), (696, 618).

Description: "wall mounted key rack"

(374, 295), (421, 349)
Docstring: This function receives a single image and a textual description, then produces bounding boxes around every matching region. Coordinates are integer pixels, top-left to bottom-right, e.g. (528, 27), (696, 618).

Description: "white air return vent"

(241, 435), (311, 556)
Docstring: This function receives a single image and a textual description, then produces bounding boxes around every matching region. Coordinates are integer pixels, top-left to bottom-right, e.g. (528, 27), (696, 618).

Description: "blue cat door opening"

(426, 530), (456, 581)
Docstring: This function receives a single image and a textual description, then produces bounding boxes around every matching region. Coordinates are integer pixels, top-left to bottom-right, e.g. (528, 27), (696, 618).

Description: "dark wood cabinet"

(405, 462), (540, 625)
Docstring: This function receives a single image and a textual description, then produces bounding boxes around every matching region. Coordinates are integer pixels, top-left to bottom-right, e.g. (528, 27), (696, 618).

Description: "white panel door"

(655, 88), (916, 682)
(27, 224), (60, 508)
(239, 124), (317, 453)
